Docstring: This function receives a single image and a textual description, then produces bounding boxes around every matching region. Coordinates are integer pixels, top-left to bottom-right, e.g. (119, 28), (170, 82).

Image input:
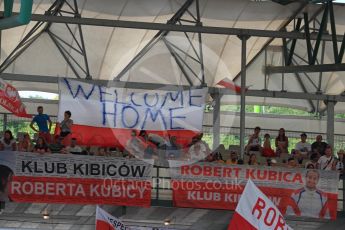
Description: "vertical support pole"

(264, 48), (268, 90)
(3, 114), (7, 131)
(239, 36), (249, 158)
(212, 91), (222, 150)
(196, 0), (205, 85)
(326, 100), (335, 149)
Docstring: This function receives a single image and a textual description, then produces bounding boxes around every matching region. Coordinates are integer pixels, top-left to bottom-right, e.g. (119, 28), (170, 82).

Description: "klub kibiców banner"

(169, 162), (338, 220)
(0, 152), (153, 207)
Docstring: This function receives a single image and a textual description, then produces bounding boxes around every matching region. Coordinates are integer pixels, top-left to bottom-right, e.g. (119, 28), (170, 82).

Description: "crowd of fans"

(0, 106), (344, 177)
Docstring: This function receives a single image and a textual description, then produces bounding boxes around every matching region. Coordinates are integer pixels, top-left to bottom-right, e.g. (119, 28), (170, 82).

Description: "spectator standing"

(311, 135), (328, 156)
(317, 145), (336, 171)
(275, 128), (289, 155)
(30, 106), (52, 143)
(59, 111), (73, 138)
(0, 130), (16, 151)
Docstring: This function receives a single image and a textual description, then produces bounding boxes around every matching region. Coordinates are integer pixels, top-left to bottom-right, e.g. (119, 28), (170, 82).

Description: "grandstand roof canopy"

(1, 0), (345, 113)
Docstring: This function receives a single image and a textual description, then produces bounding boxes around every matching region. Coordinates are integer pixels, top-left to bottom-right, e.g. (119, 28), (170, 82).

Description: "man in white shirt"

(317, 145), (336, 171)
(295, 133), (311, 154)
(65, 138), (82, 154)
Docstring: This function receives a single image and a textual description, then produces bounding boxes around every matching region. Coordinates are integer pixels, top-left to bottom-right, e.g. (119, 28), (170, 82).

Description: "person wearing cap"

(317, 145), (336, 171)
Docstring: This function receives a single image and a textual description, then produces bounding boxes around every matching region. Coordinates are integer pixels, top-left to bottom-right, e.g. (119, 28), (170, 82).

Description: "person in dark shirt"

(30, 106), (52, 143)
(49, 135), (65, 154)
(311, 135), (328, 156)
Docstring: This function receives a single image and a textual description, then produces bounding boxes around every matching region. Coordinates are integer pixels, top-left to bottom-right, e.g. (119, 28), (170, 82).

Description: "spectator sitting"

(165, 136), (182, 160)
(0, 130), (17, 151)
(248, 153), (259, 165)
(17, 133), (32, 152)
(275, 128), (289, 156)
(64, 138), (82, 154)
(126, 130), (145, 159)
(213, 152), (225, 163)
(267, 158), (278, 167)
(49, 135), (65, 154)
(188, 143), (206, 162)
(262, 133), (275, 157)
(138, 130), (158, 159)
(30, 106), (52, 143)
(336, 149), (344, 177)
(33, 137), (51, 154)
(81, 146), (93, 156)
(311, 135), (328, 156)
(286, 157), (297, 168)
(237, 159), (244, 165)
(59, 110), (73, 139)
(305, 153), (319, 169)
(95, 147), (110, 157)
(317, 145), (336, 171)
(245, 126), (262, 154)
(294, 133), (311, 157)
(226, 151), (238, 165)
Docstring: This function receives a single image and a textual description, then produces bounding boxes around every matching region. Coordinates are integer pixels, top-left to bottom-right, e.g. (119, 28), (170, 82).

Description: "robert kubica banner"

(0, 152), (153, 207)
(169, 162), (339, 220)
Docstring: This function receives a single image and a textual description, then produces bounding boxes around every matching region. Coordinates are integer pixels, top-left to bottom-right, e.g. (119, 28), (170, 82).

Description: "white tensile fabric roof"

(1, 0), (345, 113)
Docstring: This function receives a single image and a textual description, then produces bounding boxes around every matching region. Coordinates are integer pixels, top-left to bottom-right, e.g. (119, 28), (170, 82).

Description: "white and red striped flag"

(217, 78), (249, 94)
(0, 78), (31, 118)
(228, 179), (293, 230)
(96, 206), (130, 230)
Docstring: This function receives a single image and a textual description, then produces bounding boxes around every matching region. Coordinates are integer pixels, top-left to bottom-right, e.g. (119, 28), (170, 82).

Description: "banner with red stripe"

(169, 162), (338, 220)
(96, 206), (129, 230)
(58, 78), (207, 148)
(0, 152), (153, 207)
(0, 78), (31, 118)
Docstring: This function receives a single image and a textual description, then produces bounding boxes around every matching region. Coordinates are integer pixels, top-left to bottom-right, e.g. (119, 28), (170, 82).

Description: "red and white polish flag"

(0, 78), (31, 118)
(58, 78), (207, 148)
(228, 179), (293, 230)
(217, 78), (248, 94)
(96, 206), (130, 230)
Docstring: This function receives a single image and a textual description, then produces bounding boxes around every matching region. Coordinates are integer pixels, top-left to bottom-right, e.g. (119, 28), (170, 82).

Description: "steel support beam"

(211, 92), (222, 150)
(5, 73), (345, 102)
(239, 36), (249, 159)
(326, 100), (335, 149)
(266, 63), (345, 74)
(10, 13), (341, 41)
